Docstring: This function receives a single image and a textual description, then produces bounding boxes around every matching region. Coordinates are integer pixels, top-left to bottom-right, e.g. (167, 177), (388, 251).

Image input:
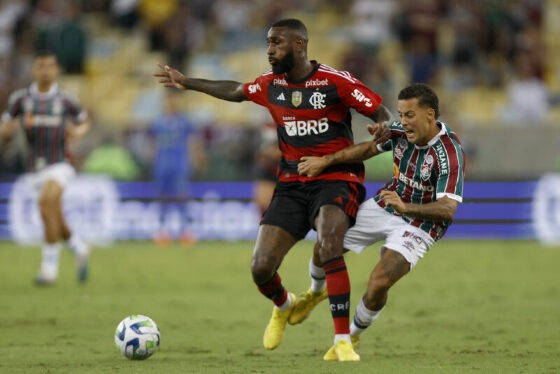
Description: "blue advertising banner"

(0, 177), (556, 243)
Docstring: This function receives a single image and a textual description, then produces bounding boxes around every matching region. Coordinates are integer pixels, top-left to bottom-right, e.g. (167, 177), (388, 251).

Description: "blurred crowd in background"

(0, 0), (558, 183)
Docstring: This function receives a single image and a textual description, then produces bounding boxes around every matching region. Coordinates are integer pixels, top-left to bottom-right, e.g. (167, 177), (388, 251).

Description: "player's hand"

(154, 63), (187, 90)
(367, 122), (391, 144)
(298, 156), (328, 177)
(379, 190), (407, 214)
(66, 124), (88, 143)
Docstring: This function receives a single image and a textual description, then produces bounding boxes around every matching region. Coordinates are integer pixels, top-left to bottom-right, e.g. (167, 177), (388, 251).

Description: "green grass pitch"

(1, 240), (559, 373)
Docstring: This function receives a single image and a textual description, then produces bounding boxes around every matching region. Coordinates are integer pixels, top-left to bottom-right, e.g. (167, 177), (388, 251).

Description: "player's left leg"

(288, 243), (328, 325)
(35, 180), (65, 284)
(54, 189), (90, 282)
(314, 205), (360, 361)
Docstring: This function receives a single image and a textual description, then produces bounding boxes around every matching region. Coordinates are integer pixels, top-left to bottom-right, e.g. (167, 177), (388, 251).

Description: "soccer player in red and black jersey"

(154, 18), (392, 361)
(0, 51), (91, 285)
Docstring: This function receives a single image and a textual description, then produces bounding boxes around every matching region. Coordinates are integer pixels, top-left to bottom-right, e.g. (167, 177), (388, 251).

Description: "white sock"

(350, 298), (384, 337)
(40, 242), (61, 277)
(334, 334), (351, 345)
(68, 233), (87, 256)
(309, 258), (326, 293)
(274, 293), (293, 311)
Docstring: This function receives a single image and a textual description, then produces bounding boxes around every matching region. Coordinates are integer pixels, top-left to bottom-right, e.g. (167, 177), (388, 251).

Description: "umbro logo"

(277, 93), (285, 101)
(334, 197), (343, 204)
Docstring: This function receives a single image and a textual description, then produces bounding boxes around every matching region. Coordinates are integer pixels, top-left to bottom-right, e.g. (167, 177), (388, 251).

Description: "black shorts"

(261, 180), (366, 240)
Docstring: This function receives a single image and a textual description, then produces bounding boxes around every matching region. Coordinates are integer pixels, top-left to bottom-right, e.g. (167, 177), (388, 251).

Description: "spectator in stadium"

(0, 50), (91, 284)
(295, 83), (465, 358)
(149, 90), (206, 246)
(154, 18), (392, 361)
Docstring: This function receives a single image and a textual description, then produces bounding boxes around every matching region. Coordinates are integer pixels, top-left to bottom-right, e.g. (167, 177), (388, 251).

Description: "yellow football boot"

(263, 293), (296, 350)
(323, 336), (360, 361)
(288, 288), (328, 325)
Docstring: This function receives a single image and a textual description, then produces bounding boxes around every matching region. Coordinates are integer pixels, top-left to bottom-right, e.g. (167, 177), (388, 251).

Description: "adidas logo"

(277, 93), (285, 101)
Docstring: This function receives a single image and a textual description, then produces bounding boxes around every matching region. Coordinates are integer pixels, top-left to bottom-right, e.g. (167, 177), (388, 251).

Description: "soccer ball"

(114, 315), (160, 360)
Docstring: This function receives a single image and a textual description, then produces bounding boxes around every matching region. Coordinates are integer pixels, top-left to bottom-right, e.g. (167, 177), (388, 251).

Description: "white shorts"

(25, 162), (76, 192)
(343, 198), (434, 268)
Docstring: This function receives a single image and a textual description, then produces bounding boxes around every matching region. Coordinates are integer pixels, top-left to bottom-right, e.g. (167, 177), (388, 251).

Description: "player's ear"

(427, 107), (435, 121)
(294, 37), (305, 52)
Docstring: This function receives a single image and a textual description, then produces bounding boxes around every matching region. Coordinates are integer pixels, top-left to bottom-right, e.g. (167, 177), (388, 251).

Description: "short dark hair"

(398, 83), (439, 119)
(35, 50), (57, 60)
(271, 18), (308, 40)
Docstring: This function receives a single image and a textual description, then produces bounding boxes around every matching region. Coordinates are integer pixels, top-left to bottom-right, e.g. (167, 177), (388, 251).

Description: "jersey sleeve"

(62, 91), (88, 123)
(336, 74), (382, 117)
(1, 89), (25, 123)
(243, 74), (270, 107)
(435, 139), (465, 203)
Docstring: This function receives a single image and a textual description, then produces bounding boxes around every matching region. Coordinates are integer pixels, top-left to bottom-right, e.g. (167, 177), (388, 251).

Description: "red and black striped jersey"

(243, 61), (382, 183)
(374, 121), (465, 240)
(1, 82), (87, 171)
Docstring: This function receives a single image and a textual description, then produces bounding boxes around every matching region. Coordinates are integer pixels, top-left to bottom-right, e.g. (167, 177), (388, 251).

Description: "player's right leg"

(349, 249), (409, 339)
(35, 180), (65, 284)
(347, 211), (432, 346)
(253, 182), (310, 350)
(252, 224), (298, 350)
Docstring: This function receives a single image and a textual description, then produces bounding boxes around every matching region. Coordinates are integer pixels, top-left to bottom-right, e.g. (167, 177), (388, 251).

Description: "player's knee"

(251, 258), (275, 285)
(316, 236), (344, 262)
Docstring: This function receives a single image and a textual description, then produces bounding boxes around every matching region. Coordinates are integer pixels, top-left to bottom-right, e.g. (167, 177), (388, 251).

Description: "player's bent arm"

(402, 196), (458, 222)
(66, 117), (91, 142)
(298, 141), (380, 177)
(182, 78), (248, 102)
(369, 104), (392, 124)
(0, 119), (19, 143)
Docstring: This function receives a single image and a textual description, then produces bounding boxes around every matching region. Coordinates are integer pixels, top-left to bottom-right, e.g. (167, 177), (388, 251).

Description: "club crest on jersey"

(291, 91), (302, 107)
(309, 92), (326, 109)
(420, 154), (434, 181)
(395, 138), (407, 159)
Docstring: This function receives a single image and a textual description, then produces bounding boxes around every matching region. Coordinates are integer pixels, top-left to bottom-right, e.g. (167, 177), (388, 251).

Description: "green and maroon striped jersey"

(374, 121), (465, 240)
(1, 83), (87, 171)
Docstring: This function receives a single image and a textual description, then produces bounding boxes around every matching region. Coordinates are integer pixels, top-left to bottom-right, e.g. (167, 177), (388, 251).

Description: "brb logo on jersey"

(309, 92), (326, 109)
(284, 118), (329, 136)
(351, 89), (373, 107)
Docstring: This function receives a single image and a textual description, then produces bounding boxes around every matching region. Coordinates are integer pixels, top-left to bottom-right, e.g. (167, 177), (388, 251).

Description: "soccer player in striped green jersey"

(0, 51), (91, 285)
(294, 83), (465, 358)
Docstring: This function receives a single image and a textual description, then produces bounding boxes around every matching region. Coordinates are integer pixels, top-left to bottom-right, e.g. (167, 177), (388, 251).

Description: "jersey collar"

(284, 61), (320, 84)
(415, 121), (447, 149)
(30, 82), (59, 98)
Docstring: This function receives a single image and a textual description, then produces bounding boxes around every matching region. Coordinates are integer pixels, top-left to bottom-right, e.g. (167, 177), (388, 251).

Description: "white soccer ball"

(114, 314), (160, 360)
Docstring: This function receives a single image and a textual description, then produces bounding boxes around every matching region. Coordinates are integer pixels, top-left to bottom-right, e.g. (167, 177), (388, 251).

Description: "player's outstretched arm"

(298, 140), (380, 177)
(379, 191), (458, 222)
(154, 63), (247, 102)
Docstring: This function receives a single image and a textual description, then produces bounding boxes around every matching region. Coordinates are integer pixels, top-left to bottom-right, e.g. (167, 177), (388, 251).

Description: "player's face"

(32, 56), (59, 86)
(397, 98), (436, 146)
(266, 27), (296, 75)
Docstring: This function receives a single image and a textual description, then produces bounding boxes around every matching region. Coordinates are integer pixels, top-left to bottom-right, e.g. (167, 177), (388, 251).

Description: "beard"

(271, 50), (295, 75)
